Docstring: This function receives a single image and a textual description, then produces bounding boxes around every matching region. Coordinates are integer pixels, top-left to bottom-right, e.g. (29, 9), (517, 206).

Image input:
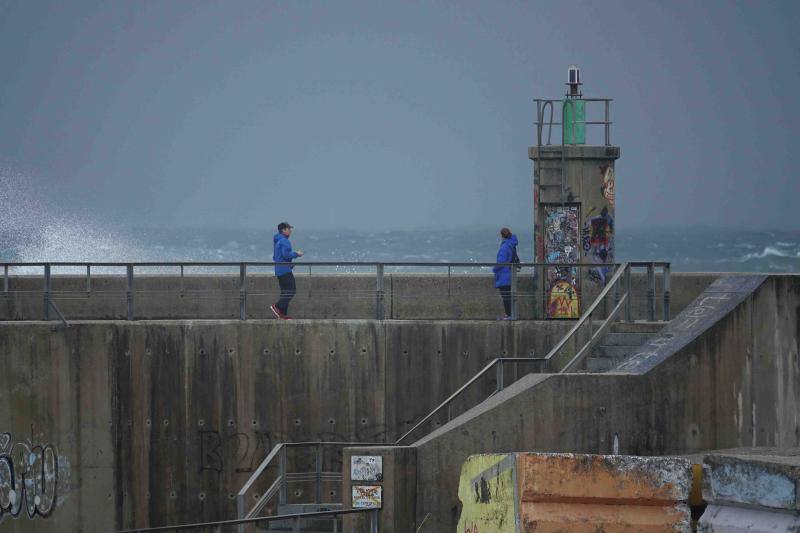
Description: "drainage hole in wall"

(262, 349), (270, 355)
(146, 491), (151, 500)
(199, 349), (206, 356)
(329, 349), (335, 355)
(251, 420), (258, 427)
(198, 419), (205, 427)
(361, 348), (367, 354)
(198, 492), (206, 501)
(162, 419), (169, 427)
(227, 419), (235, 427)
(294, 418), (301, 426)
(295, 349), (301, 355)
(228, 493), (236, 500)
(253, 493), (260, 500)
(170, 491), (176, 499)
(328, 418), (336, 425)
(329, 490), (336, 498)
(437, 350), (442, 355)
(145, 348), (152, 355)
(403, 350), (408, 355)
(294, 489), (303, 497)
(145, 419), (151, 427)
(228, 348), (235, 355)
(360, 418), (368, 425)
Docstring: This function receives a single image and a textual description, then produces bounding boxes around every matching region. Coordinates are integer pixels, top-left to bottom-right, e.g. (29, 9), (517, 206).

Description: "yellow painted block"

(457, 454), (517, 533)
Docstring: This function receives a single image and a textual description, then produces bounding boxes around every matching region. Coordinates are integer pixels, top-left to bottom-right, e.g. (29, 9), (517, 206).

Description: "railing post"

(613, 264), (620, 306)
(605, 99), (611, 146)
(3, 264), (8, 292)
(86, 265), (91, 294)
(496, 360), (504, 393)
(647, 263), (656, 322)
(236, 492), (245, 533)
(624, 264), (631, 322)
(510, 265), (518, 320)
(239, 263), (247, 321)
(536, 100), (542, 146)
(279, 446), (287, 506)
(370, 508), (379, 533)
(315, 443), (322, 504)
(43, 264), (51, 320)
(126, 264), (134, 321)
(292, 516), (300, 533)
(663, 264), (671, 322)
(375, 264), (384, 320)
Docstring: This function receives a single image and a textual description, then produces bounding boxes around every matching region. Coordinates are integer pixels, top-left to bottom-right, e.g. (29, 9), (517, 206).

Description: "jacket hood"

(274, 232), (286, 243)
(505, 234), (519, 247)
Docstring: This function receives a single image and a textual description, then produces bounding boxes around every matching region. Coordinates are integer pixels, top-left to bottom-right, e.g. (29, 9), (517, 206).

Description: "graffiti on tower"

(543, 205), (580, 318)
(583, 207), (615, 285)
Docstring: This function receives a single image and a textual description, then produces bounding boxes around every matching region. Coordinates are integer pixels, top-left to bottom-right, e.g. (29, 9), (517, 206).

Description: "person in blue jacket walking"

(270, 222), (303, 319)
(492, 227), (518, 320)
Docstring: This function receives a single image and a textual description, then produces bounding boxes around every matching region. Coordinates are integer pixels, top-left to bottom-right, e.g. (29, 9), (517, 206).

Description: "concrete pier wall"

(412, 275), (800, 530)
(0, 319), (570, 532)
(0, 272), (717, 321)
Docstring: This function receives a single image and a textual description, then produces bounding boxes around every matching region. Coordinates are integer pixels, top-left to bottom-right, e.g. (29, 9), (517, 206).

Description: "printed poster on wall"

(351, 455), (383, 482)
(352, 485), (382, 508)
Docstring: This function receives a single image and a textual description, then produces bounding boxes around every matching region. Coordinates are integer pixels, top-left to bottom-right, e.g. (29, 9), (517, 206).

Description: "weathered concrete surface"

(413, 275), (800, 530)
(698, 448), (800, 531)
(342, 446), (416, 533)
(0, 272), (717, 321)
(0, 318), (570, 531)
(457, 452), (692, 532)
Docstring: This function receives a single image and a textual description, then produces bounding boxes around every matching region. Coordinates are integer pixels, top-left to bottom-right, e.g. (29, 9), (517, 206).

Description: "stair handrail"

(395, 357), (542, 445)
(537, 262), (630, 372)
(237, 441), (386, 524)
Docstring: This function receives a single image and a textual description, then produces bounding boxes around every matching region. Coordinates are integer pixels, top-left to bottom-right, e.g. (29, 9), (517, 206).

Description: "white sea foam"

(739, 246), (799, 261)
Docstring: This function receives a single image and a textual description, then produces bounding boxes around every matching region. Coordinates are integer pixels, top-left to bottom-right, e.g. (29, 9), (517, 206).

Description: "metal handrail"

(237, 441), (385, 525)
(534, 97), (613, 146)
(538, 262), (630, 370)
(395, 357), (542, 445)
(113, 507), (379, 533)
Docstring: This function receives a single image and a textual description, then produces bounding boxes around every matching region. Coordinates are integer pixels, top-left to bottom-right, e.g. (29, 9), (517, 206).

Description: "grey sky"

(0, 0), (797, 231)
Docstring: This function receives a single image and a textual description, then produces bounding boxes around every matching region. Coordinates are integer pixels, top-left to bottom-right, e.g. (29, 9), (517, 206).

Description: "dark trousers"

(498, 285), (512, 316)
(276, 272), (296, 315)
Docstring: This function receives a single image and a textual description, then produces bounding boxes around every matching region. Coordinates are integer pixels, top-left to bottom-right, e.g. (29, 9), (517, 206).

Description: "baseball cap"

(277, 222), (293, 231)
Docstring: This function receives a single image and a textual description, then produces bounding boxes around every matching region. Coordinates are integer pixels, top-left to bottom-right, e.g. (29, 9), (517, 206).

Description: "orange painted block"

(517, 453), (692, 503)
(458, 453), (693, 533)
(520, 503), (690, 532)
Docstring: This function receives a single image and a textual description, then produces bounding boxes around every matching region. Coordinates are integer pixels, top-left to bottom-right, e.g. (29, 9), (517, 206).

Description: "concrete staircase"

(584, 322), (662, 372)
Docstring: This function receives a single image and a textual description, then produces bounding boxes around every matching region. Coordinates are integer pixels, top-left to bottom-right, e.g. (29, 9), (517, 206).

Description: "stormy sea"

(1, 225), (798, 274)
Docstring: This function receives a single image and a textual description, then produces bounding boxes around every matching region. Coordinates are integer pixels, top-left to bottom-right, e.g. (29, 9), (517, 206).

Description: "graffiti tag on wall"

(601, 164), (615, 206)
(543, 205), (580, 318)
(582, 206), (614, 285)
(0, 432), (69, 521)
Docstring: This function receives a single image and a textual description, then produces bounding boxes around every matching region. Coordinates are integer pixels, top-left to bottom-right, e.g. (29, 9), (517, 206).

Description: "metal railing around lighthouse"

(534, 97), (613, 146)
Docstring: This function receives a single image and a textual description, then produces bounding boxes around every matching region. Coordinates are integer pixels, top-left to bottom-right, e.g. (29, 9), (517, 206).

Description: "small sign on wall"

(351, 455), (383, 482)
(352, 485), (382, 508)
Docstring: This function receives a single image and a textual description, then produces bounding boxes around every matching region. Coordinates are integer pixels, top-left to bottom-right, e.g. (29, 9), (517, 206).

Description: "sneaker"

(281, 315), (293, 320)
(497, 315), (512, 321)
(269, 304), (283, 319)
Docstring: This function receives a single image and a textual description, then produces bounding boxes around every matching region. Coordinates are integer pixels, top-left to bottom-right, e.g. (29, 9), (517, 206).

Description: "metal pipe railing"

(395, 357), (542, 445)
(534, 98), (614, 146)
(115, 507), (378, 533)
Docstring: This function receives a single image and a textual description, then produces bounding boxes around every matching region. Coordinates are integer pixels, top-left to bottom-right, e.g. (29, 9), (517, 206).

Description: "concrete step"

(585, 356), (623, 373)
(609, 321), (665, 334)
(592, 345), (643, 359)
(602, 332), (654, 347)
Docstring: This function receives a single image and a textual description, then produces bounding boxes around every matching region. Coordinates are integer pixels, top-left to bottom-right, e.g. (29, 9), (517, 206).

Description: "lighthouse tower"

(529, 66), (619, 319)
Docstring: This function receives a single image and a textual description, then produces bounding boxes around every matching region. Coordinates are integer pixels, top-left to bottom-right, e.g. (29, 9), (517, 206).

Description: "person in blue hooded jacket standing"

(492, 227), (518, 320)
(270, 222), (303, 319)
